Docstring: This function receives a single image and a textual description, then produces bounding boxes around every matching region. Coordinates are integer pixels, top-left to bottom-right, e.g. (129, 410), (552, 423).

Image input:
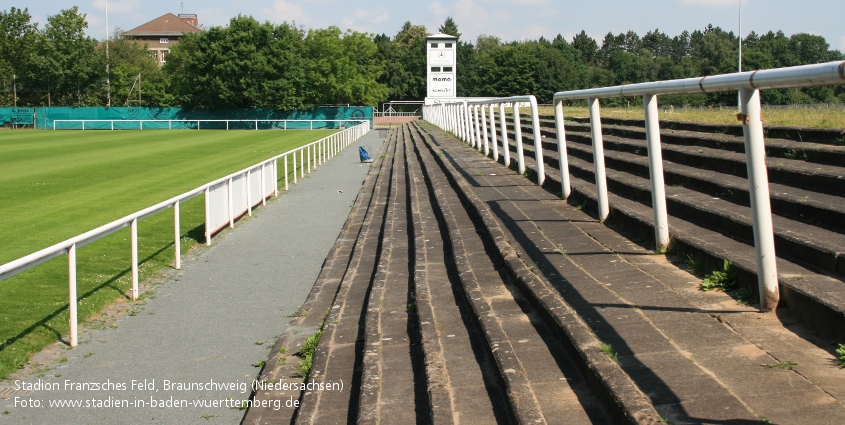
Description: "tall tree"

(165, 16), (308, 110)
(106, 27), (171, 106)
(0, 7), (38, 105)
(438, 16), (461, 38)
(303, 26), (387, 106)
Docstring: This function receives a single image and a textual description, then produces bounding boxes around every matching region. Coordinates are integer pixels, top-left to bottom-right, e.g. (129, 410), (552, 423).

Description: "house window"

(431, 67), (441, 72)
(430, 43), (439, 48)
(444, 67), (453, 72)
(160, 38), (170, 44)
(160, 49), (169, 63)
(445, 43), (453, 48)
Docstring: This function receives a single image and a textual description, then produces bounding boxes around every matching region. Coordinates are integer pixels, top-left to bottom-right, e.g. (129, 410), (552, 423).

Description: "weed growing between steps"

(699, 260), (737, 291)
(836, 344), (845, 368)
(297, 321), (324, 380)
(600, 343), (618, 363)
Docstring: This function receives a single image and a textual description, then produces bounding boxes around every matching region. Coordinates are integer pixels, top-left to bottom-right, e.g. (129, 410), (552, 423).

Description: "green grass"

(700, 259), (738, 292)
(535, 105), (845, 129)
(0, 129), (334, 380)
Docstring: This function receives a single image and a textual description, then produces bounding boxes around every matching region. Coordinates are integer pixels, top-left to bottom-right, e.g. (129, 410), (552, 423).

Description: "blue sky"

(20, 0), (845, 52)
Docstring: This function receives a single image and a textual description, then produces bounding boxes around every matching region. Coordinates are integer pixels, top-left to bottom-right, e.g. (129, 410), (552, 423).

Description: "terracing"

(244, 120), (845, 424)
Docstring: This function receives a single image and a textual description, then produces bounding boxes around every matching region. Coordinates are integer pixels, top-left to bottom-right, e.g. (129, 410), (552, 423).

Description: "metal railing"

(424, 96), (544, 184)
(426, 61), (845, 312)
(373, 112), (421, 129)
(0, 121), (370, 347)
(51, 119), (360, 130)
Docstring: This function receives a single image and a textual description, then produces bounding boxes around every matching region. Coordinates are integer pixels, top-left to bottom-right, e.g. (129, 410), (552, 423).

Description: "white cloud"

(262, 0), (312, 26)
(512, 0), (549, 5)
(339, 7), (389, 34)
(91, 0), (143, 15)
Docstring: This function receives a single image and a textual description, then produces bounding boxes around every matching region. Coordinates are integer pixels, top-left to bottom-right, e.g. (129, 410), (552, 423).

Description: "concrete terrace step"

(550, 116), (845, 168)
(408, 124), (617, 424)
(416, 121), (845, 425)
(494, 125), (845, 341)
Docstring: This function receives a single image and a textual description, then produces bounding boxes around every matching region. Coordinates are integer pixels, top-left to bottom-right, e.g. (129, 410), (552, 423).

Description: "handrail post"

(273, 158), (279, 196)
(588, 97), (610, 222)
(284, 155), (289, 191)
(463, 101), (471, 143)
(247, 170), (253, 216)
(293, 150), (298, 184)
(643, 94), (670, 251)
(480, 104), (489, 156)
(489, 104), (498, 161)
(553, 99), (571, 199)
(513, 103), (525, 175)
(68, 243), (78, 348)
(227, 178), (234, 228)
(261, 163), (267, 205)
(474, 105), (482, 151)
(204, 187), (211, 245)
(499, 104), (510, 168)
(529, 96), (545, 186)
(131, 218), (139, 300)
(740, 86), (779, 311)
(174, 201), (181, 270)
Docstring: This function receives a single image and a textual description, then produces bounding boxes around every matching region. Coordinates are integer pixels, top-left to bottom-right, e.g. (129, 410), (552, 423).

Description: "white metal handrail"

(0, 121), (369, 347)
(424, 96), (545, 186)
(424, 61), (845, 312)
(52, 119), (360, 130)
(551, 60), (844, 312)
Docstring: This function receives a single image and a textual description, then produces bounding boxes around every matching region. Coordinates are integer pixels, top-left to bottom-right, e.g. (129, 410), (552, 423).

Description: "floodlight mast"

(105, 0), (111, 108)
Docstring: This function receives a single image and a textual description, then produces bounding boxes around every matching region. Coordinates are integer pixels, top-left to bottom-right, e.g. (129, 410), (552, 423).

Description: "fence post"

(228, 178), (234, 228)
(643, 94), (670, 251)
(293, 151), (298, 184)
(489, 104), (498, 161)
(529, 96), (545, 186)
(284, 155), (289, 190)
(553, 100), (571, 199)
(68, 243), (78, 348)
(499, 104), (510, 168)
(588, 97), (610, 222)
(472, 105), (481, 150)
(131, 218), (139, 300)
(261, 163), (267, 206)
(174, 201), (181, 270)
(512, 103), (525, 175)
(480, 104), (489, 156)
(247, 170), (253, 216)
(204, 187), (211, 245)
(740, 86), (779, 311)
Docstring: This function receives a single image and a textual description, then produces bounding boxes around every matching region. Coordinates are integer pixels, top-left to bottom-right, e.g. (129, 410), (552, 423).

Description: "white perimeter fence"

(0, 121), (370, 347)
(52, 119), (362, 131)
(424, 60), (845, 312)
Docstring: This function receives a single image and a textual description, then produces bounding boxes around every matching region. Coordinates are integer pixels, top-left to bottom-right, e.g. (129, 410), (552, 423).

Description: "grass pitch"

(0, 129), (334, 379)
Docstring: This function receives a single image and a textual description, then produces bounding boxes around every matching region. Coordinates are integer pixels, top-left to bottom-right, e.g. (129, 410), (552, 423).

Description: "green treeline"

(2, 8), (843, 108)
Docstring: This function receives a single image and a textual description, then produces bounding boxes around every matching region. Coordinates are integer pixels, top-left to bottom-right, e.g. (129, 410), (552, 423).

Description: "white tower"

(425, 33), (458, 103)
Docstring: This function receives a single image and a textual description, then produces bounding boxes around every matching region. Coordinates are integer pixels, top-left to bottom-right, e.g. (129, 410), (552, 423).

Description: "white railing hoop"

(0, 122), (369, 283)
(553, 60), (845, 101)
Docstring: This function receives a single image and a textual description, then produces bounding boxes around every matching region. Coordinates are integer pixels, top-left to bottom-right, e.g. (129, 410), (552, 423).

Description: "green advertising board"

(10, 107), (34, 125)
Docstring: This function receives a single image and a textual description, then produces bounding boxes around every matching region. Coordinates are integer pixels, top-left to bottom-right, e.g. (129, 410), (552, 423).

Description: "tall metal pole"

(737, 0), (742, 108)
(105, 0), (111, 108)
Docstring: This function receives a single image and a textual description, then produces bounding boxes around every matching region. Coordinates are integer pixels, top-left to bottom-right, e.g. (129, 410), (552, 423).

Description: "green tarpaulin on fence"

(0, 106), (372, 129)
